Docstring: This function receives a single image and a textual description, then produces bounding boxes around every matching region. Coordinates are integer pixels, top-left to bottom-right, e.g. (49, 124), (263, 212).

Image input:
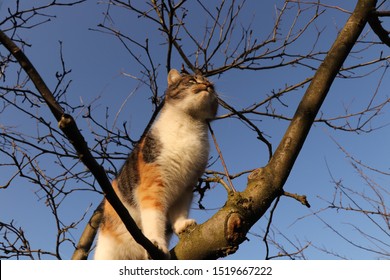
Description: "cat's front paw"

(146, 240), (170, 260)
(173, 219), (197, 235)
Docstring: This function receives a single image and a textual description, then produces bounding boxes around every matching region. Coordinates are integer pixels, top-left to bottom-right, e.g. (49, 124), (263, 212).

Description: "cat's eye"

(188, 79), (197, 84)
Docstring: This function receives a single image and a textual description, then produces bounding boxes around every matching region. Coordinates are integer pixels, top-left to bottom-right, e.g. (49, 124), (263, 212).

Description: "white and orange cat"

(94, 69), (218, 259)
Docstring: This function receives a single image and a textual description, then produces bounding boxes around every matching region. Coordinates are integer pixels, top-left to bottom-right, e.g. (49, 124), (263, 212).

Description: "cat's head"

(165, 69), (218, 121)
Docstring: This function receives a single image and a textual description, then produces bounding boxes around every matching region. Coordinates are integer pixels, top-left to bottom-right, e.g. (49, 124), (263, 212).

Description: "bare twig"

(208, 122), (236, 192)
(283, 191), (311, 208)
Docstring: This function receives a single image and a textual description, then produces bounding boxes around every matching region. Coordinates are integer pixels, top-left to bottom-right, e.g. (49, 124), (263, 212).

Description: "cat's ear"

(168, 69), (181, 86)
(181, 64), (190, 75)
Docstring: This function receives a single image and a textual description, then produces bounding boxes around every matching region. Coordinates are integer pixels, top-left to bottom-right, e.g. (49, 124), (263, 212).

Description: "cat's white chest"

(154, 109), (209, 190)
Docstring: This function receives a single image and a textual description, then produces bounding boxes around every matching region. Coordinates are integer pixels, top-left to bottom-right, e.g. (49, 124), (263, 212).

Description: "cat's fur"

(94, 69), (218, 259)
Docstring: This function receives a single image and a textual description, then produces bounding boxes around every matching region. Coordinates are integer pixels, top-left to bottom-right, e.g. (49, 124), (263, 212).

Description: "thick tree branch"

(172, 0), (378, 259)
(266, 0), (378, 187)
(0, 29), (165, 260)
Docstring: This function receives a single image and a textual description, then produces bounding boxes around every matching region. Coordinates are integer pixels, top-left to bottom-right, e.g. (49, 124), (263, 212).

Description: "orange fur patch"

(101, 137), (166, 241)
(136, 140), (165, 211)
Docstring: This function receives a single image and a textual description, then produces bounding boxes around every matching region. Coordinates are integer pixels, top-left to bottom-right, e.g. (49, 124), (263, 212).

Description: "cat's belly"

(157, 130), (208, 196)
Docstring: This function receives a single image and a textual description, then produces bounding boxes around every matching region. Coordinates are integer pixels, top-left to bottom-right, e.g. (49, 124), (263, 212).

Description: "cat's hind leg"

(94, 197), (146, 260)
(94, 229), (146, 260)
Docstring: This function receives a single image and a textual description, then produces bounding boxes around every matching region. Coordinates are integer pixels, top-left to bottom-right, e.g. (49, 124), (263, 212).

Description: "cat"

(94, 68), (218, 259)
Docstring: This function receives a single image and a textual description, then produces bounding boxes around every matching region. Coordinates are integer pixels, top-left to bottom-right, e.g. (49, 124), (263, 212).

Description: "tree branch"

(71, 202), (103, 260)
(368, 10), (390, 46)
(283, 191), (311, 208)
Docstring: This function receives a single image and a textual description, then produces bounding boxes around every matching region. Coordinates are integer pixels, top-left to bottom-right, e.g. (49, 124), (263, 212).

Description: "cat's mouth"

(194, 85), (215, 95)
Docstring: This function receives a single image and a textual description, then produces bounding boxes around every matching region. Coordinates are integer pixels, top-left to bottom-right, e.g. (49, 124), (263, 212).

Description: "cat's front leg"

(139, 208), (171, 259)
(169, 191), (197, 235)
(136, 164), (171, 259)
(172, 217), (197, 235)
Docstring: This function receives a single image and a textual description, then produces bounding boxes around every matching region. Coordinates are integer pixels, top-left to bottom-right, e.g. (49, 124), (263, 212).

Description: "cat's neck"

(157, 103), (209, 130)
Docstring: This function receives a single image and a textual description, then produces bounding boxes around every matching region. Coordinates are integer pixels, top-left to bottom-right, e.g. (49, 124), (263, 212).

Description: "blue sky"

(1, 1), (389, 260)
